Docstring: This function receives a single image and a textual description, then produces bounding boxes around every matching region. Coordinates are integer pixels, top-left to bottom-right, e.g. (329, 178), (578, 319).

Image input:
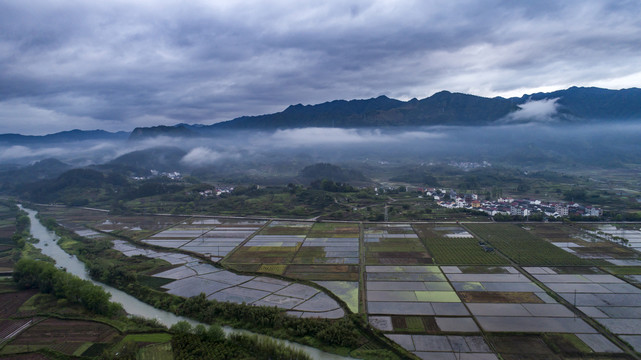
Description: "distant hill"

(297, 163), (368, 184)
(389, 169), (441, 186)
(107, 146), (187, 173)
(14, 165), (186, 205)
(14, 168), (129, 205)
(0, 129), (128, 145)
(0, 158), (72, 187)
(128, 125), (197, 141)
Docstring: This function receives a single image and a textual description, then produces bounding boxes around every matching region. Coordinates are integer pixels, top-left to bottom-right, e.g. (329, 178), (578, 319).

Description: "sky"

(1, 0), (640, 135)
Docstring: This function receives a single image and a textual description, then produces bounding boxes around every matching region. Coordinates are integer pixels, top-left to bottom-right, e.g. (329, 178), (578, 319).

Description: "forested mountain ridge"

(126, 86), (641, 139)
(0, 129), (128, 144)
(1, 87), (639, 143)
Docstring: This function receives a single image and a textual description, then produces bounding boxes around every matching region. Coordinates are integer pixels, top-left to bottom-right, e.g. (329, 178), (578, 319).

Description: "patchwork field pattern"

(293, 222), (360, 264)
(224, 220), (309, 266)
(38, 206), (185, 240)
(529, 223), (640, 264)
(365, 264), (480, 346)
(2, 318), (117, 356)
(38, 206), (641, 359)
(113, 240), (344, 319)
(143, 218), (266, 261)
(527, 266), (641, 353)
(364, 224), (432, 265)
(225, 221), (361, 281)
(0, 289), (41, 352)
(444, 266), (598, 334)
(385, 334), (498, 360)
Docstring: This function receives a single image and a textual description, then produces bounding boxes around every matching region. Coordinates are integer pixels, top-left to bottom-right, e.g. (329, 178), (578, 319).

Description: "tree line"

(176, 293), (361, 349)
(13, 258), (123, 317)
(11, 209), (30, 250)
(170, 321), (312, 360)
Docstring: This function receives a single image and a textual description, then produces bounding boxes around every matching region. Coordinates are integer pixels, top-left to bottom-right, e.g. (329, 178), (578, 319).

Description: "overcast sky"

(1, 0), (640, 135)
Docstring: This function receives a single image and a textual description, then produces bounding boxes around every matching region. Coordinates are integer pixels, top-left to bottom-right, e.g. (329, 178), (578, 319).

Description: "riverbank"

(22, 205), (402, 359)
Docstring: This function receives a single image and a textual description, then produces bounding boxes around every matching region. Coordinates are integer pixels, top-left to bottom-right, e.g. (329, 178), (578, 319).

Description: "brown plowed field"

(0, 225), (16, 239)
(0, 319), (36, 340)
(458, 291), (544, 304)
(0, 290), (38, 318)
(0, 354), (51, 360)
(11, 318), (118, 354)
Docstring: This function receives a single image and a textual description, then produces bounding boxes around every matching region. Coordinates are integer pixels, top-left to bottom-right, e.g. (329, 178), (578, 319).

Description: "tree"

(171, 321), (193, 335)
(13, 258), (121, 317)
(563, 188), (587, 201)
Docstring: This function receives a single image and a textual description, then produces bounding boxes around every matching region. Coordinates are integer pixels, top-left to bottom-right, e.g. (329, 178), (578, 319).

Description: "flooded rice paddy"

(113, 240), (344, 319)
(527, 266), (641, 351)
(34, 205), (641, 358)
(24, 207), (353, 360)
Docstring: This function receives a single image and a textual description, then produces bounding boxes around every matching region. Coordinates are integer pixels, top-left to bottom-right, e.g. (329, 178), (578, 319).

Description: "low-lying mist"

(2, 122), (641, 174)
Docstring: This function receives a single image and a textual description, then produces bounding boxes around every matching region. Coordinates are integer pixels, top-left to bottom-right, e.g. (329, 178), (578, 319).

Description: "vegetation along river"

(21, 205), (353, 360)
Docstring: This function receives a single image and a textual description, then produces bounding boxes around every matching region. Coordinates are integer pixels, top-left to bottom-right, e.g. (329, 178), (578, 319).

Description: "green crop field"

(364, 237), (433, 265)
(307, 222), (359, 238)
(225, 246), (298, 264)
(122, 333), (172, 343)
(465, 223), (591, 266)
(413, 225), (508, 265)
(258, 264), (288, 275)
(139, 343), (173, 360)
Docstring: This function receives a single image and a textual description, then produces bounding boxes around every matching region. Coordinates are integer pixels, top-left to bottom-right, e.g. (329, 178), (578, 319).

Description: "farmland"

(3, 207), (372, 360)
(465, 223), (593, 266)
(0, 278), (172, 359)
(12, 204), (641, 359)
(413, 224), (508, 265)
(364, 224), (432, 265)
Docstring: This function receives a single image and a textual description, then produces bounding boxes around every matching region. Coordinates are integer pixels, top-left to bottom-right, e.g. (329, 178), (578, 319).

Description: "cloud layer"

(1, 1), (640, 134)
(3, 123), (641, 172)
(502, 98), (561, 123)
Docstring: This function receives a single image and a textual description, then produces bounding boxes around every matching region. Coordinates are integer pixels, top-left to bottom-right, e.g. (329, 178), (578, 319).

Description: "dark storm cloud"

(0, 0), (640, 134)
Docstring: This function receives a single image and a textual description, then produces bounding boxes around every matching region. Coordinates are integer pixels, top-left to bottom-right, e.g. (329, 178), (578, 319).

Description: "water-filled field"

(38, 206), (641, 359)
(527, 266), (641, 351)
(364, 224), (432, 265)
(113, 240), (344, 318)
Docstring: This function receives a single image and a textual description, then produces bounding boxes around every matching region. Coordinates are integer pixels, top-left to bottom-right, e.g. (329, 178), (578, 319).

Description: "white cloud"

(0, 100), (126, 135)
(266, 127), (442, 147)
(180, 147), (235, 166)
(502, 98), (560, 123)
(0, 145), (67, 160)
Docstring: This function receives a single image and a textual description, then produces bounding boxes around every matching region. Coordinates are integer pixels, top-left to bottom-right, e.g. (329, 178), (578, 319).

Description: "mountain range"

(0, 129), (128, 144)
(2, 87), (640, 143)
(127, 86), (641, 139)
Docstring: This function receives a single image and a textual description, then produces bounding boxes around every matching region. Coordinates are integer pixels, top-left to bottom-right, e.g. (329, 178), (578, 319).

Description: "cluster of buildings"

(198, 186), (234, 198)
(427, 189), (603, 218)
(132, 170), (182, 181)
(447, 161), (492, 171)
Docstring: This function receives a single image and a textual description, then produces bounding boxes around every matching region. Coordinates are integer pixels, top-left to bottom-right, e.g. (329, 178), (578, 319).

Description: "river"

(21, 206), (354, 360)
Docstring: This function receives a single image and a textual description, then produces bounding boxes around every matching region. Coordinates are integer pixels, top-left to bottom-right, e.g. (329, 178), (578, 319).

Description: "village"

(427, 188), (603, 218)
